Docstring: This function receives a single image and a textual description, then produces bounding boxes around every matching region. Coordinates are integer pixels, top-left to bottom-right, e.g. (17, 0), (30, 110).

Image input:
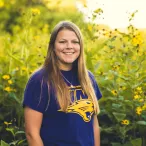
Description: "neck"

(59, 64), (73, 71)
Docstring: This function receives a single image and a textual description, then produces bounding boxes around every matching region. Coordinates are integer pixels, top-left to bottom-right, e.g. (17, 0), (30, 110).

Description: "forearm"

(26, 133), (44, 146)
(24, 107), (44, 146)
(93, 115), (100, 146)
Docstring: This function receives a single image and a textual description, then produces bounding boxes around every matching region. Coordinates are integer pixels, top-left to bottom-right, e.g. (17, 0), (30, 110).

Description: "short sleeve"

(22, 70), (48, 113)
(88, 71), (102, 100)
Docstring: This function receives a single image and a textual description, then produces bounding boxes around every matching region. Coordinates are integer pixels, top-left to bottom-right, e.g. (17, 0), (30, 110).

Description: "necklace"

(61, 73), (73, 88)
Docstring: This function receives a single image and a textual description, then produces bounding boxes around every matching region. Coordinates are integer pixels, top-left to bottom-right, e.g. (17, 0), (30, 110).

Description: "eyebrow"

(59, 38), (79, 41)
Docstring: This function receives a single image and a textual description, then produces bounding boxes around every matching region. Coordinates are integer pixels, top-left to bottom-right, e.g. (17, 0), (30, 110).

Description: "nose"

(66, 42), (73, 48)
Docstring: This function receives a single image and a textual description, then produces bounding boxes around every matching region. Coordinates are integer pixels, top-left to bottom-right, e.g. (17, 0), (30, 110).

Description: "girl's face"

(54, 29), (80, 70)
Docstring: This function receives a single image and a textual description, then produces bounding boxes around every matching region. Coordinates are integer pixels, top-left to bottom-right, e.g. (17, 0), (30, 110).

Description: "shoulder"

(88, 70), (96, 81)
(29, 68), (46, 83)
(25, 68), (48, 89)
(23, 68), (49, 113)
(88, 70), (102, 99)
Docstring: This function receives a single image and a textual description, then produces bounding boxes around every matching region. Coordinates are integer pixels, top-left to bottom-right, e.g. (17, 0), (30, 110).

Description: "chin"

(64, 59), (76, 64)
(65, 61), (74, 64)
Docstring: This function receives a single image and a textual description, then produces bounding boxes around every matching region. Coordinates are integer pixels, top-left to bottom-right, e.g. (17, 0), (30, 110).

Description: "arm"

(93, 114), (100, 146)
(24, 106), (44, 146)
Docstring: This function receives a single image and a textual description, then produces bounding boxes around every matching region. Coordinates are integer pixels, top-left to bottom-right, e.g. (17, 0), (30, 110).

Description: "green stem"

(142, 136), (146, 146)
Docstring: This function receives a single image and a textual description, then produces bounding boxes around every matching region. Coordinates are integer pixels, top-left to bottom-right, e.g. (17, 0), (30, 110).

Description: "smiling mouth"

(63, 52), (74, 55)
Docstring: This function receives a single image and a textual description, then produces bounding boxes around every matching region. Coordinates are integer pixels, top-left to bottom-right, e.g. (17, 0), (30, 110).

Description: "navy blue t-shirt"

(23, 68), (102, 146)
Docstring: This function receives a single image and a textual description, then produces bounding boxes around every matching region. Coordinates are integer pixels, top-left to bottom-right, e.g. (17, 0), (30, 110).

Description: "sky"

(76, 0), (146, 29)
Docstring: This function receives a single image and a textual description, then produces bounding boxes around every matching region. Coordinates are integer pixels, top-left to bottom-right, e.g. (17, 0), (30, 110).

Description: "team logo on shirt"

(58, 86), (94, 122)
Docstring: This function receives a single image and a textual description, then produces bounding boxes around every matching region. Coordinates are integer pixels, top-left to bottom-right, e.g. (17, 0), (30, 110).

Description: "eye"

(72, 41), (79, 44)
(59, 41), (66, 43)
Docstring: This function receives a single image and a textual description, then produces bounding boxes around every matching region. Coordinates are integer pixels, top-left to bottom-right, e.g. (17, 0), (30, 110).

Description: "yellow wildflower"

(132, 34), (143, 46)
(8, 80), (13, 84)
(112, 66), (118, 70)
(22, 67), (27, 71)
(15, 67), (19, 71)
(111, 90), (117, 96)
(31, 8), (40, 15)
(142, 104), (146, 110)
(4, 87), (12, 92)
(2, 75), (10, 80)
(103, 31), (110, 37)
(119, 86), (126, 90)
(92, 54), (99, 60)
(29, 70), (35, 74)
(42, 24), (49, 33)
(33, 35), (40, 40)
(123, 36), (129, 42)
(134, 94), (140, 100)
(121, 120), (130, 125)
(87, 25), (92, 32)
(136, 87), (142, 91)
(132, 56), (136, 60)
(0, 0), (4, 8)
(136, 107), (142, 115)
(136, 87), (142, 93)
(138, 50), (143, 56)
(4, 121), (12, 126)
(98, 71), (103, 75)
(134, 91), (138, 95)
(87, 48), (91, 52)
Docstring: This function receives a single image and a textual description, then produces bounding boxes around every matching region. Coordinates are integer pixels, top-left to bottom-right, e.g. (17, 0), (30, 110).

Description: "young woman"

(23, 21), (102, 146)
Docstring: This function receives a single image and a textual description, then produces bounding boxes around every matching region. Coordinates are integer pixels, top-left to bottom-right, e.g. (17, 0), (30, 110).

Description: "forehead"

(56, 29), (79, 40)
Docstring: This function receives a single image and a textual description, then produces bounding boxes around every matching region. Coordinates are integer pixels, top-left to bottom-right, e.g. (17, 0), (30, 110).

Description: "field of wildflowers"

(0, 0), (146, 146)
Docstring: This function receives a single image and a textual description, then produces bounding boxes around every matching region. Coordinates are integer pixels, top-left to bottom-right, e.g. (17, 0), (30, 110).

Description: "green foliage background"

(0, 0), (146, 146)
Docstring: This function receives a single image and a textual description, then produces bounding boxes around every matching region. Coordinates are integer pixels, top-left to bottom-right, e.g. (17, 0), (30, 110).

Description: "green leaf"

(112, 103), (122, 109)
(136, 121), (146, 126)
(112, 112), (126, 122)
(17, 139), (27, 145)
(0, 140), (9, 146)
(9, 140), (19, 145)
(114, 74), (130, 81)
(15, 131), (25, 135)
(26, 54), (35, 64)
(9, 93), (20, 103)
(118, 96), (124, 100)
(109, 45), (115, 49)
(100, 127), (114, 133)
(130, 138), (142, 146)
(0, 85), (3, 89)
(6, 128), (15, 137)
(7, 52), (23, 65)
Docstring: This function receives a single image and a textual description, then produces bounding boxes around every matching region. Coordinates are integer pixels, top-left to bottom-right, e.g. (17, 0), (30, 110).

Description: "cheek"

(54, 50), (60, 58)
(54, 44), (62, 55)
(55, 44), (61, 51)
(76, 48), (81, 55)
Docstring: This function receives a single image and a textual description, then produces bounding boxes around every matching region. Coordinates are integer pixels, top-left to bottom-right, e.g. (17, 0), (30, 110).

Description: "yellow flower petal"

(4, 87), (12, 92)
(2, 75), (10, 80)
(31, 8), (40, 15)
(111, 90), (117, 96)
(8, 80), (13, 84)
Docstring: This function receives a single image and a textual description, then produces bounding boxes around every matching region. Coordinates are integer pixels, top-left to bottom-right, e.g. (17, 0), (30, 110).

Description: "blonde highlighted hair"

(43, 21), (100, 114)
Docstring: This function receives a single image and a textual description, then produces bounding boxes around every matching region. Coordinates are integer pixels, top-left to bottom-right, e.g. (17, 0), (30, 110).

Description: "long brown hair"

(43, 21), (100, 114)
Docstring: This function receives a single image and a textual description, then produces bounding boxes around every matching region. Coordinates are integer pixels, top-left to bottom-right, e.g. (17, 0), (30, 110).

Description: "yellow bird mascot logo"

(59, 99), (94, 122)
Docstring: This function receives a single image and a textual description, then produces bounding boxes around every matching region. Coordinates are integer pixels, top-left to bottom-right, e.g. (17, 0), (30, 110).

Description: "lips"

(63, 52), (74, 55)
